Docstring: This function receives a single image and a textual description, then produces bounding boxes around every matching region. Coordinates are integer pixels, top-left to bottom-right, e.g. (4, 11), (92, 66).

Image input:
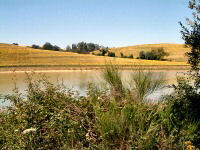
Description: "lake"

(0, 70), (186, 106)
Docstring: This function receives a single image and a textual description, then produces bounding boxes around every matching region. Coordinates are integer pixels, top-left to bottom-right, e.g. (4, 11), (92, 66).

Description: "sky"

(0, 0), (191, 48)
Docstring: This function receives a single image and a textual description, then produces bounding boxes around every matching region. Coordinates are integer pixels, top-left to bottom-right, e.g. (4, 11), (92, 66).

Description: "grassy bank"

(0, 65), (190, 72)
(0, 65), (199, 149)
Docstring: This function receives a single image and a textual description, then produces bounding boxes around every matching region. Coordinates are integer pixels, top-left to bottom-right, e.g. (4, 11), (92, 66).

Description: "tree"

(53, 45), (60, 51)
(43, 42), (53, 50)
(32, 44), (41, 49)
(139, 48), (168, 60)
(100, 47), (109, 56)
(87, 43), (96, 52)
(66, 45), (71, 51)
(139, 51), (146, 59)
(120, 52), (124, 58)
(77, 42), (88, 52)
(108, 52), (116, 57)
(156, 48), (169, 60)
(72, 44), (77, 50)
(128, 54), (134, 59)
(180, 0), (200, 71)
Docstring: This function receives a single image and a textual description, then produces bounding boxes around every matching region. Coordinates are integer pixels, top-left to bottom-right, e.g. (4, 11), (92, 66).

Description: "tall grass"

(130, 70), (165, 101)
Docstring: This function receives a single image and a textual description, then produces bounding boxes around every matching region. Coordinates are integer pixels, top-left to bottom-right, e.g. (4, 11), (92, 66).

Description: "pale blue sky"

(0, 0), (190, 48)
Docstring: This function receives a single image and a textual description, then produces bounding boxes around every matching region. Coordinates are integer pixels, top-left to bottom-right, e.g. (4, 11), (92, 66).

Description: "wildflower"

(185, 141), (192, 145)
(22, 128), (37, 134)
(86, 132), (90, 141)
(86, 133), (89, 138)
(187, 145), (195, 150)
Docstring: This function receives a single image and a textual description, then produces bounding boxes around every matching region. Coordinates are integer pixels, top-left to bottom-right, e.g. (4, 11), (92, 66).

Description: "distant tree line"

(31, 42), (61, 51)
(31, 42), (108, 54)
(120, 52), (134, 59)
(66, 42), (107, 54)
(139, 48), (169, 60)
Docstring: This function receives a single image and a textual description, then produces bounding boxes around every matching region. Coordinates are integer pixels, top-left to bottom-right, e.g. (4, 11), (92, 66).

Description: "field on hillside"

(110, 43), (190, 62)
(0, 43), (188, 69)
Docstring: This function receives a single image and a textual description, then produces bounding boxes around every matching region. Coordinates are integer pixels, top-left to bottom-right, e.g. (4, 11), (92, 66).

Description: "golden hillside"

(0, 43), (187, 69)
(110, 43), (190, 62)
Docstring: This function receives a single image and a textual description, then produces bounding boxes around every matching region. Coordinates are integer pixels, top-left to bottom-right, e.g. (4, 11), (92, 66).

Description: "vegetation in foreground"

(0, 64), (199, 149)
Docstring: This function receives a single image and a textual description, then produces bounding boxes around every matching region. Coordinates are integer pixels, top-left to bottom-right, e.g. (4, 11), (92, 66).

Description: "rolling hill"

(0, 43), (188, 70)
(110, 43), (190, 62)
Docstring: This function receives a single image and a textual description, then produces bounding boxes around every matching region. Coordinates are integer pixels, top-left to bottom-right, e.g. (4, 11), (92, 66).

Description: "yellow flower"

(185, 141), (192, 145)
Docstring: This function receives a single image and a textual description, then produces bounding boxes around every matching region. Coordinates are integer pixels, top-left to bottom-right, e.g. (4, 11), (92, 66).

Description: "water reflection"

(0, 70), (186, 106)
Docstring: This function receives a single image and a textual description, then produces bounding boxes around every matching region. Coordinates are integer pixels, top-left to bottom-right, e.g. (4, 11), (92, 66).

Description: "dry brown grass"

(0, 43), (188, 68)
(110, 43), (190, 62)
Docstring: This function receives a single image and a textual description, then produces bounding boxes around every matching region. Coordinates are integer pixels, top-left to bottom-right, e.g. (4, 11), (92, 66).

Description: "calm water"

(0, 70), (186, 106)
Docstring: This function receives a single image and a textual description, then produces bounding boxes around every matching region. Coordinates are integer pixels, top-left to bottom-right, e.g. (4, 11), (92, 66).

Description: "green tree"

(108, 52), (115, 57)
(180, 0), (200, 71)
(87, 43), (96, 52)
(32, 44), (41, 49)
(42, 42), (53, 50)
(100, 47), (109, 56)
(139, 51), (146, 59)
(72, 44), (77, 50)
(66, 45), (71, 51)
(52, 45), (60, 51)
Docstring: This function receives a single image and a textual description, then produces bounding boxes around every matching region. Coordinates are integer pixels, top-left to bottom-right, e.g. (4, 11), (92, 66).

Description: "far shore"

(0, 65), (190, 73)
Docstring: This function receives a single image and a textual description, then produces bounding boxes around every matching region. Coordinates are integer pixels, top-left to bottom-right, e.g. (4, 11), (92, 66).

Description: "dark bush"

(139, 48), (169, 60)
(139, 51), (146, 59)
(42, 42), (54, 50)
(128, 54), (134, 59)
(108, 52), (116, 57)
(32, 44), (41, 49)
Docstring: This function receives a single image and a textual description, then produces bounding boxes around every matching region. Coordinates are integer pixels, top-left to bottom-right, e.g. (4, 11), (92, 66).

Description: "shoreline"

(0, 65), (190, 73)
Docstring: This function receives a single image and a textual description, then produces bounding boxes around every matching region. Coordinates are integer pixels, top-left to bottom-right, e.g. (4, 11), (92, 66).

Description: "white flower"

(22, 128), (37, 134)
(86, 133), (89, 137)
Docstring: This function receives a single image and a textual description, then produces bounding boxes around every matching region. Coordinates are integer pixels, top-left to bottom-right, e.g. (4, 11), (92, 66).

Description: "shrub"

(139, 51), (146, 59)
(107, 52), (116, 57)
(0, 65), (199, 149)
(120, 52), (124, 58)
(128, 54), (134, 59)
(31, 44), (41, 49)
(139, 48), (169, 60)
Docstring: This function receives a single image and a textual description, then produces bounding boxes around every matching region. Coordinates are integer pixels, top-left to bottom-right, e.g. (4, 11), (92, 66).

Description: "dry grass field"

(110, 43), (190, 62)
(0, 43), (188, 70)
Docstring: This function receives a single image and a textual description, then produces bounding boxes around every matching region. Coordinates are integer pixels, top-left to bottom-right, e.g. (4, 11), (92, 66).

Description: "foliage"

(31, 44), (41, 49)
(42, 42), (61, 51)
(128, 54), (134, 59)
(179, 0), (200, 71)
(12, 43), (18, 46)
(130, 70), (165, 101)
(163, 76), (200, 148)
(42, 42), (54, 50)
(139, 48), (169, 60)
(100, 47), (109, 56)
(66, 45), (71, 51)
(120, 52), (134, 59)
(107, 52), (116, 57)
(68, 42), (103, 54)
(0, 65), (199, 149)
